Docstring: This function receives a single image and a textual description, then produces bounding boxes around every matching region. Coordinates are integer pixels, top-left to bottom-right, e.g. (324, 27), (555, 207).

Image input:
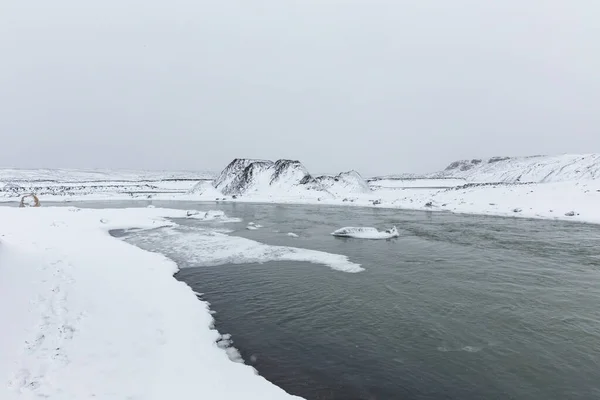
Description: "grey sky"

(1, 1), (598, 176)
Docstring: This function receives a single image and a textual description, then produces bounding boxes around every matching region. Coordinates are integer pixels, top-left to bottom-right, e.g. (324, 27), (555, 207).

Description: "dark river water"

(67, 200), (600, 399)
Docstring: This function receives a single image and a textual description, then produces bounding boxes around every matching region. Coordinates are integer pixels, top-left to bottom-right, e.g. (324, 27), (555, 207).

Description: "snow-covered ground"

(0, 168), (214, 182)
(2, 154), (600, 224)
(368, 178), (467, 188)
(0, 206), (366, 399)
(0, 169), (214, 202)
(2, 154), (599, 397)
(433, 153), (600, 183)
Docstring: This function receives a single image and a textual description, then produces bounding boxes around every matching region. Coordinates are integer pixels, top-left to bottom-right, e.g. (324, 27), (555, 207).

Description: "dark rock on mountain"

(212, 159), (370, 197)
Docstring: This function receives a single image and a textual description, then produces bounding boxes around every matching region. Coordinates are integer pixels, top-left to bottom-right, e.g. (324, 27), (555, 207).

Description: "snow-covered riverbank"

(2, 154), (600, 224)
(0, 207), (313, 399)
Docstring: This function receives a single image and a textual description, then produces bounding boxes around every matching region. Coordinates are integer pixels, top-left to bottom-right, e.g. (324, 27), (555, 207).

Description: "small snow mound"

(331, 226), (399, 240)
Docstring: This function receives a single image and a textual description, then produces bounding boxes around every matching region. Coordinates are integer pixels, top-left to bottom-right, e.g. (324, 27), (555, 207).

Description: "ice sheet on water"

(126, 225), (363, 273)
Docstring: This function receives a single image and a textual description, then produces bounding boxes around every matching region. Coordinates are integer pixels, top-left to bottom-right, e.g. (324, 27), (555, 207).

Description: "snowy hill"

(435, 154), (600, 183)
(306, 171), (371, 196)
(212, 159), (370, 197)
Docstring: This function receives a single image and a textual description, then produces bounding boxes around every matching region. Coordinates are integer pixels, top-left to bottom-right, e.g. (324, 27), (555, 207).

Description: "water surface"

(102, 201), (600, 399)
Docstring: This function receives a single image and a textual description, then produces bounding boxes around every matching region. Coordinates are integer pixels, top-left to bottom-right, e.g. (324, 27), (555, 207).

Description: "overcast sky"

(1, 1), (598, 176)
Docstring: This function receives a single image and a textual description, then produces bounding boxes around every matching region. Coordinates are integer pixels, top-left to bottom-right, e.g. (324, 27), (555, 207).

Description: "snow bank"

(386, 180), (600, 223)
(0, 207), (302, 400)
(331, 226), (399, 240)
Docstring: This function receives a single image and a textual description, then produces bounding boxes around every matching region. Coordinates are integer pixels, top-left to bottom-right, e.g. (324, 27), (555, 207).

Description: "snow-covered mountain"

(434, 154), (600, 183)
(212, 159), (370, 196)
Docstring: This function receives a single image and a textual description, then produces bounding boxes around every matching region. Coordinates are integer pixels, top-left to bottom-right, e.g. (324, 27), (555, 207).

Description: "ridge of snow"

(434, 153), (600, 183)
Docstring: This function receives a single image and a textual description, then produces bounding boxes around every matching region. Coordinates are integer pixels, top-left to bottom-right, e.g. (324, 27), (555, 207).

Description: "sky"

(1, 1), (599, 176)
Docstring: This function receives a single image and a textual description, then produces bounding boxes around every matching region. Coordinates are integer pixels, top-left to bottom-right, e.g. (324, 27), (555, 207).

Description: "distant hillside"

(434, 154), (600, 183)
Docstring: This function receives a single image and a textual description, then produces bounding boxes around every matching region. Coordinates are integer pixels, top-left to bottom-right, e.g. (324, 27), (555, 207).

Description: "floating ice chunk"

(331, 226), (399, 240)
(247, 225), (259, 230)
(287, 232), (299, 238)
(186, 210), (241, 223)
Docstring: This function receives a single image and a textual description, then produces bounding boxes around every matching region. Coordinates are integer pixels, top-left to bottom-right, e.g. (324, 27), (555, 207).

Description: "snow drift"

(331, 226), (399, 240)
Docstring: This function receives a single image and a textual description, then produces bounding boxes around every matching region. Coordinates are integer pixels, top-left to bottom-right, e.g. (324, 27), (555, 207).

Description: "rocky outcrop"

(211, 159), (370, 197)
(213, 159), (273, 195)
(270, 160), (312, 188)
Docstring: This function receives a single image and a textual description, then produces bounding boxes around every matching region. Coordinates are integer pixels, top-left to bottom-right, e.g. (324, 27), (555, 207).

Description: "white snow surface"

(435, 154), (600, 183)
(331, 226), (399, 240)
(0, 207), (315, 399)
(0, 168), (214, 183)
(369, 178), (467, 188)
(188, 180), (223, 197)
(308, 171), (371, 196)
